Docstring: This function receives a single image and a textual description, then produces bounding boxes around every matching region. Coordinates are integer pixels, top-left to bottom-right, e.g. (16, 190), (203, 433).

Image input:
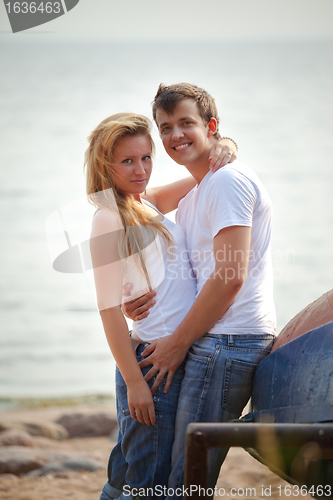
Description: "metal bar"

(185, 423), (333, 499)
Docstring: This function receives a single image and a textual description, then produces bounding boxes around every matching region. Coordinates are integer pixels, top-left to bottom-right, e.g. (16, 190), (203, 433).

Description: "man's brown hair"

(152, 83), (221, 140)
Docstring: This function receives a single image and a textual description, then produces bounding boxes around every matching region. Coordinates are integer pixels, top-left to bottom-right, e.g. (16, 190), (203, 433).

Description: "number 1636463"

(5, 2), (61, 14)
(276, 485), (331, 497)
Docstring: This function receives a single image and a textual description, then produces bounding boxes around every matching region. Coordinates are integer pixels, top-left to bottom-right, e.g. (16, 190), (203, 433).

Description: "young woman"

(84, 112), (236, 500)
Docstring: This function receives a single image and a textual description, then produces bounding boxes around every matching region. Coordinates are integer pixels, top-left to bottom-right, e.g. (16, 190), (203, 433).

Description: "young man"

(134, 83), (277, 495)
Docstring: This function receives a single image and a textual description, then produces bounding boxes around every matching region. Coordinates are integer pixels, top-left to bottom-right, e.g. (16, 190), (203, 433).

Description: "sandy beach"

(0, 403), (314, 500)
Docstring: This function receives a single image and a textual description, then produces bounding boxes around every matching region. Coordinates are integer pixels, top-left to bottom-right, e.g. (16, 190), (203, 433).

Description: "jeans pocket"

(222, 358), (257, 416)
(116, 368), (130, 417)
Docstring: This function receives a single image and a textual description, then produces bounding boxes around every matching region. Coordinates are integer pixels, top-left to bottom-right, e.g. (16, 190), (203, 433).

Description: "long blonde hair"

(84, 113), (173, 284)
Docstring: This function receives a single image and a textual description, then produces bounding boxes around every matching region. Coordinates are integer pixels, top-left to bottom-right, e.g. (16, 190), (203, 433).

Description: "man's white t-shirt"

(176, 160), (276, 336)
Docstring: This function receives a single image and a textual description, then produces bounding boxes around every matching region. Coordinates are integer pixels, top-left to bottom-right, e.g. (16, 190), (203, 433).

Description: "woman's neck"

(131, 194), (142, 203)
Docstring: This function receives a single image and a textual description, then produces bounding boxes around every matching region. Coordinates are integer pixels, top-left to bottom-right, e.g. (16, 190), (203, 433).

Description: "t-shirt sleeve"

(205, 168), (257, 238)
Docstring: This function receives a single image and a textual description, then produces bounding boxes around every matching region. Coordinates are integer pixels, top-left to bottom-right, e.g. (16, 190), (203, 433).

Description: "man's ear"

(207, 118), (217, 137)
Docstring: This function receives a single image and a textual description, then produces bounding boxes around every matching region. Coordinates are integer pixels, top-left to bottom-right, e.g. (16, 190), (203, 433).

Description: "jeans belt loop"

(228, 335), (234, 347)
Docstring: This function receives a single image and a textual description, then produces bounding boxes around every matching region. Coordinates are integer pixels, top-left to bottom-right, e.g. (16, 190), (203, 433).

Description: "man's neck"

(184, 149), (212, 185)
(185, 164), (210, 185)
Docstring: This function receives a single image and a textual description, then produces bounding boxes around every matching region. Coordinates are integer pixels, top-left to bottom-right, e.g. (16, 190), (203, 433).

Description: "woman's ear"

(207, 118), (217, 136)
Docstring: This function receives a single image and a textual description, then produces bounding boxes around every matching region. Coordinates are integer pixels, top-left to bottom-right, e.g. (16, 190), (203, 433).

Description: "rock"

(272, 288), (333, 352)
(21, 421), (69, 440)
(53, 471), (70, 478)
(0, 473), (19, 480)
(25, 435), (65, 449)
(0, 420), (69, 441)
(56, 412), (117, 438)
(26, 457), (104, 476)
(0, 445), (102, 476)
(0, 429), (35, 447)
(0, 447), (46, 475)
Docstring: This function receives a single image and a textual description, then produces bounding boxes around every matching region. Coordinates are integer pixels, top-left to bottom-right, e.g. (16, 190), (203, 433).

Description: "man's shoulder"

(207, 160), (264, 196)
(209, 160), (256, 183)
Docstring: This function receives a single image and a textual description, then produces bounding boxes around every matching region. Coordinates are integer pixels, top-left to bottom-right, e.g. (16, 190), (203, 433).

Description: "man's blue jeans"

(167, 333), (275, 498)
(100, 342), (185, 500)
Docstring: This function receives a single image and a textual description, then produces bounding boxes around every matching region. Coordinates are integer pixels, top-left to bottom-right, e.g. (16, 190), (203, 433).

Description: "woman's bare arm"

(91, 209), (155, 425)
(100, 307), (156, 426)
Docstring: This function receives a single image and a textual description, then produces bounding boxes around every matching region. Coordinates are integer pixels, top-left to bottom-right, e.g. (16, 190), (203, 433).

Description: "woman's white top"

(125, 200), (196, 343)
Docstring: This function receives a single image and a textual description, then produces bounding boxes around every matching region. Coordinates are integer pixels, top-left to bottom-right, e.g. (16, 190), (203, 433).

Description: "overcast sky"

(1, 0), (333, 40)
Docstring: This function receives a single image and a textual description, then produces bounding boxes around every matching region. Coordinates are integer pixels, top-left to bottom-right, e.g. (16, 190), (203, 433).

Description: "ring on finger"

(227, 151), (232, 156)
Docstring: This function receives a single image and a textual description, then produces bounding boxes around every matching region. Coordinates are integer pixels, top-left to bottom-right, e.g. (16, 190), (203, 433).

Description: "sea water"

(0, 39), (332, 401)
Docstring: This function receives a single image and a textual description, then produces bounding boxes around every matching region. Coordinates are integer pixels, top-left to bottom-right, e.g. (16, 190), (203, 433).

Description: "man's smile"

(173, 142), (192, 151)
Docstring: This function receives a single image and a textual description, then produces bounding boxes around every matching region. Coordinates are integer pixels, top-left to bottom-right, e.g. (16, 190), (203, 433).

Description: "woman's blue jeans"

(167, 333), (275, 499)
(100, 342), (185, 500)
